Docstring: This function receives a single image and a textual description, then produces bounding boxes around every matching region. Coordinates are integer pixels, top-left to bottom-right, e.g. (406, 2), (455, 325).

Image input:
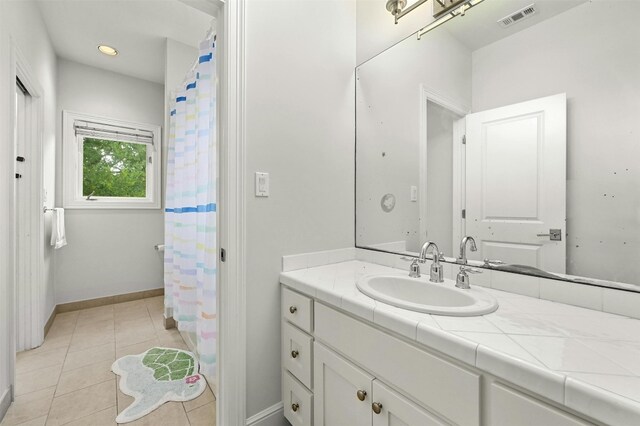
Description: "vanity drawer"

(283, 321), (313, 389)
(489, 383), (593, 426)
(314, 303), (480, 426)
(283, 371), (313, 426)
(282, 287), (313, 333)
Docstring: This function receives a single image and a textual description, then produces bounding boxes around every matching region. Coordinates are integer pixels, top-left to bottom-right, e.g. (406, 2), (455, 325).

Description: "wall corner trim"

(246, 402), (284, 426)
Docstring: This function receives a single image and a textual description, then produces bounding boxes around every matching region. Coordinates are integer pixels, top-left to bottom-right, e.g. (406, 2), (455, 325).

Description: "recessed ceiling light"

(98, 45), (118, 56)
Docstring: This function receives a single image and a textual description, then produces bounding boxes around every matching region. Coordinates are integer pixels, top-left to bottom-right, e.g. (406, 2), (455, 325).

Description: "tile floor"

(1, 296), (216, 426)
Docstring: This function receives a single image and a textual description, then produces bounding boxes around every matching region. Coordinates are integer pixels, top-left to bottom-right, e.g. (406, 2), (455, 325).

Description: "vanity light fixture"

(387, 0), (431, 24)
(417, 0), (485, 39)
(97, 44), (118, 56)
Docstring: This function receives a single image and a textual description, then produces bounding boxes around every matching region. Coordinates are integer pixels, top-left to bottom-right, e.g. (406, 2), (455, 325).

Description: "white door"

(15, 81), (31, 352)
(314, 342), (373, 426)
(465, 94), (566, 273)
(371, 380), (447, 426)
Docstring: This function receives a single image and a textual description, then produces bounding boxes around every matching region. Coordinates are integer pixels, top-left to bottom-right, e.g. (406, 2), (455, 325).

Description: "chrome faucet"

(456, 266), (481, 289)
(458, 236), (477, 264)
(419, 241), (444, 283)
(457, 236), (480, 289)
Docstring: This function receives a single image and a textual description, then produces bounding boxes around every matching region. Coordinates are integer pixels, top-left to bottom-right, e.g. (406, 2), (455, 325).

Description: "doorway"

(12, 51), (45, 355)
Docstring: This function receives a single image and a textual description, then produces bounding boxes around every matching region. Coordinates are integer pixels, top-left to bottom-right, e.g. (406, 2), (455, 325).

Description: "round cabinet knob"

(356, 390), (367, 401)
(372, 402), (383, 414)
(291, 403), (299, 412)
(289, 306), (297, 314)
(291, 350), (299, 359)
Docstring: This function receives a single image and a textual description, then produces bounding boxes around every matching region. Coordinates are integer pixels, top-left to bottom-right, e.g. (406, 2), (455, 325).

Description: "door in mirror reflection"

(464, 94), (566, 272)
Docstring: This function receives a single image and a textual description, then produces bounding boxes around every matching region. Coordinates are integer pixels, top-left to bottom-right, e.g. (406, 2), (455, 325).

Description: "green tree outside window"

(82, 138), (147, 197)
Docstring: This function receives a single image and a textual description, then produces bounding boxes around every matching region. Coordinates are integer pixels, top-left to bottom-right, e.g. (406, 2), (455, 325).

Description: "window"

(63, 111), (161, 209)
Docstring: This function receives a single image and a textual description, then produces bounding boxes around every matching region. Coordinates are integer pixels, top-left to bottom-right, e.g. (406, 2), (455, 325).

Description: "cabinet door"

(371, 381), (448, 426)
(314, 342), (373, 426)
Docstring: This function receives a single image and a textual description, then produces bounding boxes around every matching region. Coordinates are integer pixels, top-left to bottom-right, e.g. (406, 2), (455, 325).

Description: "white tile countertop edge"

(280, 260), (640, 426)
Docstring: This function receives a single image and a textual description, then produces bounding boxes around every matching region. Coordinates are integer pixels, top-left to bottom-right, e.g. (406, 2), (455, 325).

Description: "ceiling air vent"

(498, 4), (537, 28)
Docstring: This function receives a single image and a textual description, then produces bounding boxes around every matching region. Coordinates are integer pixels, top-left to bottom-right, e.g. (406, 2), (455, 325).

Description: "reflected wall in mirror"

(356, 0), (640, 287)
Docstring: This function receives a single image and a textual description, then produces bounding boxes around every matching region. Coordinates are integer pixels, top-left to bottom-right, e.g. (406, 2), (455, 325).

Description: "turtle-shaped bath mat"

(112, 347), (206, 423)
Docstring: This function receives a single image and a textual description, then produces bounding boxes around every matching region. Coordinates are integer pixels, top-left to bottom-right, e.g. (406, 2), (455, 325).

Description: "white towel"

(50, 208), (67, 249)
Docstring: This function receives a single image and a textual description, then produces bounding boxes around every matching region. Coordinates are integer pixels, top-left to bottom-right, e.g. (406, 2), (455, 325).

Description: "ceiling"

(36, 0), (213, 84)
(440, 0), (589, 51)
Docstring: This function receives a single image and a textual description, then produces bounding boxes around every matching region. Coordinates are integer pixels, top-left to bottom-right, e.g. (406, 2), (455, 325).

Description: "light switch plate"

(255, 172), (269, 197)
(410, 185), (418, 202)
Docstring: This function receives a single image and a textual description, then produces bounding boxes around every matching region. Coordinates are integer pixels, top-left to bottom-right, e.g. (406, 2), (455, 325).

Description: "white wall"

(471, 0), (640, 284)
(244, 0), (356, 419)
(356, 29), (470, 253)
(54, 59), (165, 304)
(356, 0), (437, 65)
(0, 0), (57, 413)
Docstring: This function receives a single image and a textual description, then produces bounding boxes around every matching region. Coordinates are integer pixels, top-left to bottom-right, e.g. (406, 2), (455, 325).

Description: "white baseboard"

(246, 401), (286, 426)
(0, 386), (12, 423)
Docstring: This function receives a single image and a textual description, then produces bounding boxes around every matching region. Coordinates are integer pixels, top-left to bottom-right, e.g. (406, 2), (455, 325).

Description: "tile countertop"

(280, 260), (640, 426)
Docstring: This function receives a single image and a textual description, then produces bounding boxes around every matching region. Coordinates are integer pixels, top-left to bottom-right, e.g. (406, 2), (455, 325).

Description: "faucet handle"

(483, 258), (504, 267)
(460, 266), (482, 274)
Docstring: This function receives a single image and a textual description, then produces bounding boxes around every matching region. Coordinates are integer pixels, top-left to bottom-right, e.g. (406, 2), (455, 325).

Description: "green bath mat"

(112, 347), (206, 423)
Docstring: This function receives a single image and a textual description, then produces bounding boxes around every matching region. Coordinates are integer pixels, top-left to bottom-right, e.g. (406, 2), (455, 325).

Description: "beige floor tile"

(15, 365), (62, 396)
(113, 300), (146, 315)
(0, 388), (54, 426)
(115, 317), (154, 333)
(115, 338), (161, 359)
(186, 401), (216, 426)
(183, 385), (216, 412)
(74, 318), (114, 334)
(36, 333), (72, 353)
(63, 342), (115, 372)
(55, 359), (115, 397)
(77, 305), (114, 321)
(116, 388), (133, 414)
(150, 315), (167, 332)
(16, 347), (67, 374)
(115, 327), (156, 348)
(46, 380), (116, 426)
(46, 319), (76, 339)
(64, 406), (117, 426)
(126, 402), (190, 426)
(115, 309), (151, 325)
(68, 329), (115, 353)
(10, 416), (47, 426)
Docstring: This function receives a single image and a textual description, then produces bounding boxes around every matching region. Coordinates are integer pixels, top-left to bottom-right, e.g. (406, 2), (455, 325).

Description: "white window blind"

(74, 120), (155, 145)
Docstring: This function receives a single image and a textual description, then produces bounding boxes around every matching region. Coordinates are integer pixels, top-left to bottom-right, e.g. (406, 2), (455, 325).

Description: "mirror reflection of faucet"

(456, 236), (482, 289)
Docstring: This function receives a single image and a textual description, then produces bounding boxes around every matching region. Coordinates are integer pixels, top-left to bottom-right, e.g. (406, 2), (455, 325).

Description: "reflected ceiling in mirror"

(355, 0), (640, 289)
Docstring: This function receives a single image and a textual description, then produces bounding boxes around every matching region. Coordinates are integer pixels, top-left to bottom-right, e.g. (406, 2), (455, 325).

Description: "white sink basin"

(356, 274), (498, 317)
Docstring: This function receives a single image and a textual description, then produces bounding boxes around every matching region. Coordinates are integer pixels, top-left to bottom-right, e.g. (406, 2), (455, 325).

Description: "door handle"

(537, 229), (562, 241)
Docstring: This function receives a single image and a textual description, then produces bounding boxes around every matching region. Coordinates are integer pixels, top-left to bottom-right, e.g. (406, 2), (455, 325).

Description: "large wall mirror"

(356, 0), (640, 289)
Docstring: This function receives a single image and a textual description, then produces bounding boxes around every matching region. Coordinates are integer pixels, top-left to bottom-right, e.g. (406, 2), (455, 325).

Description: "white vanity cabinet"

(282, 285), (598, 426)
(314, 342), (446, 426)
(282, 288), (315, 425)
(314, 342), (373, 426)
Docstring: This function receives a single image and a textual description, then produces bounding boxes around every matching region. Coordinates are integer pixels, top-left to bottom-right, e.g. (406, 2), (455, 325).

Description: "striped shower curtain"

(164, 34), (217, 379)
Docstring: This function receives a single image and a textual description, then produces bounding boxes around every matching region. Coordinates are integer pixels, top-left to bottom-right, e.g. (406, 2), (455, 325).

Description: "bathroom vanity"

(280, 259), (640, 426)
